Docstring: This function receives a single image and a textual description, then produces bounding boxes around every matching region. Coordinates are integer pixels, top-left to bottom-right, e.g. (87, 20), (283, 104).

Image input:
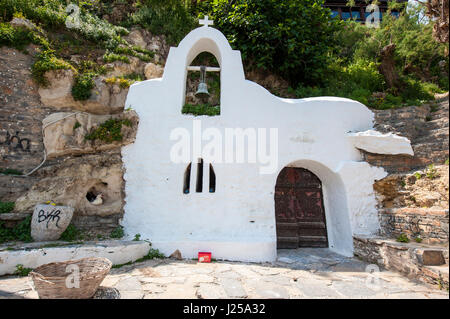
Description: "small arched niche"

(182, 51), (221, 116)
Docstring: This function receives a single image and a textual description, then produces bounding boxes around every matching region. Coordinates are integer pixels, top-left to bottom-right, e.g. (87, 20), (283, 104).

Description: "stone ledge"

(353, 236), (449, 289)
(0, 240), (150, 276)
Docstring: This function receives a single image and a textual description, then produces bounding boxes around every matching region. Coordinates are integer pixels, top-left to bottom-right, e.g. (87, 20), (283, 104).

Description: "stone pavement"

(0, 249), (448, 299)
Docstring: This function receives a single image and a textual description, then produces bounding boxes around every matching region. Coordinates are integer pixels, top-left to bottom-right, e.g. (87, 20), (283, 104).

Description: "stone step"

(0, 240), (151, 276)
(353, 236), (449, 289)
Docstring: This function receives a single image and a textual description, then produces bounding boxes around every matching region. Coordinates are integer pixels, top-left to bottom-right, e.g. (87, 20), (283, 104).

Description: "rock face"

(38, 70), (129, 114)
(124, 28), (169, 64)
(31, 204), (74, 241)
(144, 62), (164, 80)
(363, 97), (449, 173)
(42, 110), (138, 158)
(104, 57), (146, 78)
(374, 165), (449, 210)
(15, 151), (125, 218)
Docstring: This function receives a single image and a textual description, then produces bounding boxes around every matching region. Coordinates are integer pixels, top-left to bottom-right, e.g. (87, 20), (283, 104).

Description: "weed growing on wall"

(31, 49), (75, 86)
(396, 233), (410, 243)
(182, 104), (220, 116)
(110, 225), (124, 239)
(59, 224), (82, 241)
(0, 168), (23, 175)
(0, 202), (15, 214)
(85, 118), (132, 143)
(0, 215), (33, 244)
(72, 72), (95, 100)
(14, 264), (32, 277)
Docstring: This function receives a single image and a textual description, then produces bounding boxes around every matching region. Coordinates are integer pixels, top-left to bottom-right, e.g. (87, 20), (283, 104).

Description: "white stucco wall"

(121, 26), (412, 262)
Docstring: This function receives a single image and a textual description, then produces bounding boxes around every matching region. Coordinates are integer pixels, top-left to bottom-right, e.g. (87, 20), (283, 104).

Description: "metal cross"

(199, 15), (214, 27)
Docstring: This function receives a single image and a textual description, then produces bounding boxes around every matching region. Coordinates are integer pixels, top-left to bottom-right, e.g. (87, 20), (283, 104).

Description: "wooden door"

(275, 167), (328, 248)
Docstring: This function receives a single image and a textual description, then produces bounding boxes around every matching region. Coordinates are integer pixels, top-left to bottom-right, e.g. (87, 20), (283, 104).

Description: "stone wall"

(378, 208), (449, 244)
(363, 97), (449, 173)
(0, 45), (138, 238)
(354, 236), (449, 289)
(0, 47), (53, 201)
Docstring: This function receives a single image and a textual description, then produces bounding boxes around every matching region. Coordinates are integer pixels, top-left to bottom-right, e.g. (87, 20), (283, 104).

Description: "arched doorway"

(275, 167), (328, 248)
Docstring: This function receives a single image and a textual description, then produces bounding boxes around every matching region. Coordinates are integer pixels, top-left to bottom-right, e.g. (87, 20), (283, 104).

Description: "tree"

(197, 0), (341, 86)
(417, 0), (449, 44)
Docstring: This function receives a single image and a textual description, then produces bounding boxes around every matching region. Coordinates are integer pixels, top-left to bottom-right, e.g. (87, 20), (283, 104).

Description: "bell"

(195, 65), (210, 99)
(195, 82), (210, 99)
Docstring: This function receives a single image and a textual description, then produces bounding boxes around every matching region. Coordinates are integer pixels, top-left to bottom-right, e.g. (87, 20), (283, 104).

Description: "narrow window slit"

(183, 163), (191, 194)
(209, 164), (216, 193)
(196, 158), (203, 192)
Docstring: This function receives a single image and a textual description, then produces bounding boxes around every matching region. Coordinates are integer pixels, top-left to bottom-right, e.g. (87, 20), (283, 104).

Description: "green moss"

(182, 104), (220, 116)
(85, 118), (132, 143)
(0, 201), (15, 214)
(72, 72), (95, 101)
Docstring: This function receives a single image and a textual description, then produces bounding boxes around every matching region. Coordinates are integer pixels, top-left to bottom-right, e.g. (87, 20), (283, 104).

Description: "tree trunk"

(379, 43), (402, 91)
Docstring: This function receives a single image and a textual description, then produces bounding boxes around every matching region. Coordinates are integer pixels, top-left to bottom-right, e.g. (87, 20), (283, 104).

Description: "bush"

(0, 0), (66, 28)
(72, 72), (95, 100)
(0, 23), (34, 50)
(31, 49), (74, 86)
(125, 0), (196, 45)
(198, 0), (340, 86)
(0, 215), (33, 244)
(14, 264), (33, 277)
(396, 233), (410, 243)
(85, 118), (132, 143)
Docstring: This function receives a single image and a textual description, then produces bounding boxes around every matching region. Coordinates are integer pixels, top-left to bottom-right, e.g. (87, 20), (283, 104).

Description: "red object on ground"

(198, 252), (212, 263)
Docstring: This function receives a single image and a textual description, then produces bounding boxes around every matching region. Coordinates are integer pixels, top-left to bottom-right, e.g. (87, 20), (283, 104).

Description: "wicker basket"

(29, 257), (112, 299)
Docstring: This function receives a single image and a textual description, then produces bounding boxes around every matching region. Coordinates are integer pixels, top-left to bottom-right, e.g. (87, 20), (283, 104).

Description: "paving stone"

(331, 280), (378, 298)
(216, 270), (242, 279)
(101, 275), (122, 287)
(114, 277), (143, 291)
(120, 290), (144, 299)
(196, 283), (228, 299)
(138, 276), (186, 284)
(157, 284), (197, 299)
(0, 248), (446, 299)
(186, 274), (215, 284)
(219, 278), (247, 298)
(277, 257), (295, 264)
(261, 274), (292, 286)
(141, 283), (166, 293)
(250, 266), (289, 276)
(245, 279), (289, 299)
(294, 278), (342, 298)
